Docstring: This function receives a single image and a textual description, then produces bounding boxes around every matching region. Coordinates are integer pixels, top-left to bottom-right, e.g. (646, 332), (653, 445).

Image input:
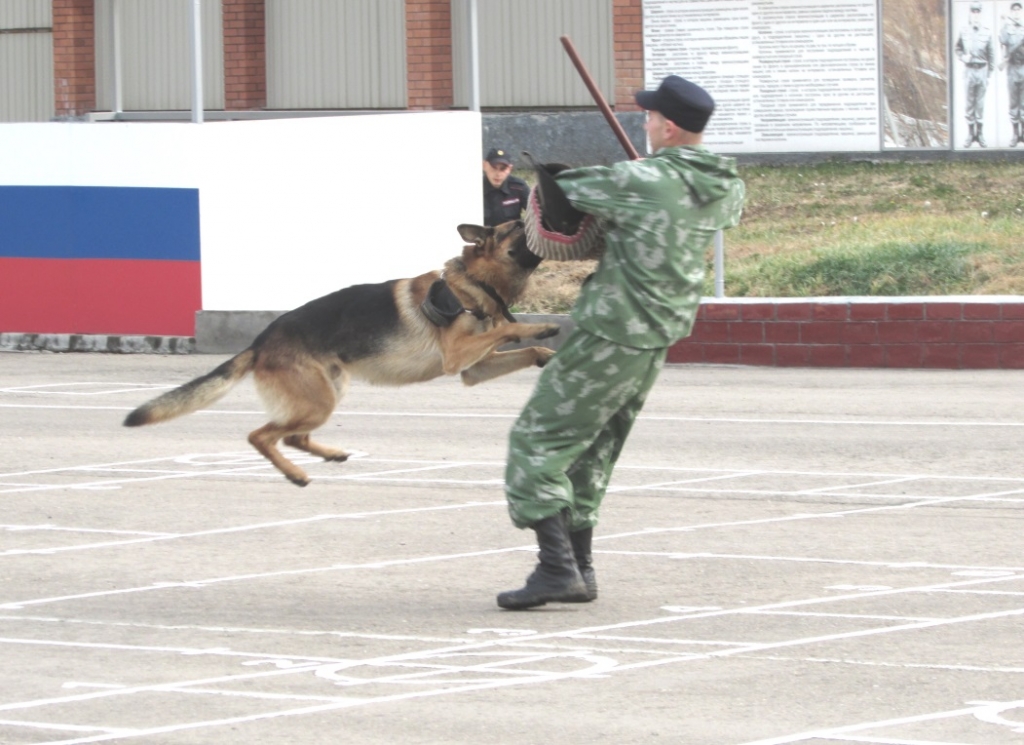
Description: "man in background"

(956, 2), (995, 147)
(1000, 1), (1024, 146)
(482, 148), (530, 227)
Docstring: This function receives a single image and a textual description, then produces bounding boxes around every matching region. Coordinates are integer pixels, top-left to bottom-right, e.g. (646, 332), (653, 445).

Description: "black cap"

(634, 75), (715, 133)
(1012, 2), (1021, 8)
(485, 148), (513, 165)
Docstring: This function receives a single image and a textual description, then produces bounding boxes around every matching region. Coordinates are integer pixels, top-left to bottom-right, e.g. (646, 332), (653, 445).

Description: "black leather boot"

(1012, 122), (1021, 148)
(497, 510), (589, 610)
(976, 123), (987, 148)
(964, 123), (975, 148)
(570, 528), (598, 601)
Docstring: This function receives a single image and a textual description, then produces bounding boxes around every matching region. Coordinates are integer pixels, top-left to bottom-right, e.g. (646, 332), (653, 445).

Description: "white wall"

(0, 111), (484, 310)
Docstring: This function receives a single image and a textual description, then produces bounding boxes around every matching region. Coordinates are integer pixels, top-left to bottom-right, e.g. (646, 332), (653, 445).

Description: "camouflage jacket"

(555, 146), (745, 348)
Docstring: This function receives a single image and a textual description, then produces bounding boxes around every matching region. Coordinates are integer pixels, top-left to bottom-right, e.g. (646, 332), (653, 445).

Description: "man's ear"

(457, 224), (489, 247)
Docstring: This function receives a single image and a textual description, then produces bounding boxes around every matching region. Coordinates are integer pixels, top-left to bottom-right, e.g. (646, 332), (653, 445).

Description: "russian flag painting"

(0, 186), (201, 336)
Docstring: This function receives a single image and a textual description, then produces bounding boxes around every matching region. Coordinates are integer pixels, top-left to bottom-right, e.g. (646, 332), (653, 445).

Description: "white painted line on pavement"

(4, 401), (1024, 427)
(735, 698), (1024, 745)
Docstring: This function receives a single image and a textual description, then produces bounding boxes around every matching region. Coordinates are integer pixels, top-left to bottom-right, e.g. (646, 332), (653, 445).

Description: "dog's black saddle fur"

(421, 279), (485, 327)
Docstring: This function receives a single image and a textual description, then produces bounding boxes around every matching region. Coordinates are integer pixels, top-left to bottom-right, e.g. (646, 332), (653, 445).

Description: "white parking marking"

(2, 371), (1023, 743)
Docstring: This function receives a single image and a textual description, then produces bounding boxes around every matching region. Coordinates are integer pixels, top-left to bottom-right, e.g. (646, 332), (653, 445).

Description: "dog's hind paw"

(324, 452), (349, 463)
(286, 473), (311, 487)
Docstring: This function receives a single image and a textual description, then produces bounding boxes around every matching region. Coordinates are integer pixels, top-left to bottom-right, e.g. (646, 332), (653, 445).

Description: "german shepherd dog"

(124, 221), (559, 486)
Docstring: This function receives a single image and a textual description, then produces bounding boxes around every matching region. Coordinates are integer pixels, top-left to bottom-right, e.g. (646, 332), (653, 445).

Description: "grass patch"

(516, 158), (1024, 313)
(724, 240), (979, 296)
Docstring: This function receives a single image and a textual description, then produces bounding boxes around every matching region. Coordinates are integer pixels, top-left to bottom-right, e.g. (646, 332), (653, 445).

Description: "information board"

(643, 0), (881, 152)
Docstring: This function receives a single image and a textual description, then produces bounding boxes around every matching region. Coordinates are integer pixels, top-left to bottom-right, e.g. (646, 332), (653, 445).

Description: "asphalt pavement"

(1, 350), (1023, 744)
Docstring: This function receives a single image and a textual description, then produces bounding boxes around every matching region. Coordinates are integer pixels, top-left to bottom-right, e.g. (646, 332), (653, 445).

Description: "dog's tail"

(123, 349), (256, 427)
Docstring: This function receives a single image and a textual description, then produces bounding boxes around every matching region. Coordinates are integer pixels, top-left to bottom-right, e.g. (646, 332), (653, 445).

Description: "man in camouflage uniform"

(497, 75), (745, 610)
(956, 2), (995, 147)
(1001, 1), (1024, 146)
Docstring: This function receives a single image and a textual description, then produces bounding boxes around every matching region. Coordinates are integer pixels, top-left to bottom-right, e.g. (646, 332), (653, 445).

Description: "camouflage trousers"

(505, 327), (667, 530)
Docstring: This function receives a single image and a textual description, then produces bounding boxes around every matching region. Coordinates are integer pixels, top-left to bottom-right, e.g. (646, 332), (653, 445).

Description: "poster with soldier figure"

(641, 0), (1022, 152)
(952, 0), (1023, 148)
(1000, 0), (1024, 146)
(954, 1), (996, 147)
(862, 0), (1024, 150)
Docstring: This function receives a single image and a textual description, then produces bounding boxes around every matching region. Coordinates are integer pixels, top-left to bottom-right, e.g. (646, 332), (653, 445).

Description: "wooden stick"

(560, 35), (641, 160)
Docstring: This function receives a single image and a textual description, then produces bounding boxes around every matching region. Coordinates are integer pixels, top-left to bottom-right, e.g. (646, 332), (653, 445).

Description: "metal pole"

(188, 0), (204, 123)
(467, 0), (480, 112)
(714, 230), (725, 298)
(111, 0), (123, 115)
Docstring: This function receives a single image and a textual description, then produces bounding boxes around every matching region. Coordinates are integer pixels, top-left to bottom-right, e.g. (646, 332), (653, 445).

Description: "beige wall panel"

(0, 0), (50, 30)
(452, 0), (614, 108)
(0, 0), (52, 122)
(0, 32), (53, 122)
(95, 0), (224, 111)
(266, 0), (405, 109)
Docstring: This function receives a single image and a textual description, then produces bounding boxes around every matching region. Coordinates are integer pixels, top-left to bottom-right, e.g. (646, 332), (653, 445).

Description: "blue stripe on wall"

(0, 186), (200, 261)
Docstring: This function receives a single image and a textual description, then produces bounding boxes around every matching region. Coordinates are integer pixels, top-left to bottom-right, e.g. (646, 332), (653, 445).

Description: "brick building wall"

(612, 0), (643, 110)
(52, 0), (96, 118)
(223, 0), (266, 110)
(669, 300), (1024, 369)
(48, 1), (637, 115)
(405, 0), (453, 110)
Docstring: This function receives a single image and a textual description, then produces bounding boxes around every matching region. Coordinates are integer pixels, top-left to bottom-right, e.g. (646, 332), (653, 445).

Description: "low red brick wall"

(668, 298), (1024, 369)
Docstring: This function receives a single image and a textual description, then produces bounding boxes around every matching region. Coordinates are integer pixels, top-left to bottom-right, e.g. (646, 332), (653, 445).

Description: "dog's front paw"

(533, 324), (561, 340)
(535, 347), (556, 367)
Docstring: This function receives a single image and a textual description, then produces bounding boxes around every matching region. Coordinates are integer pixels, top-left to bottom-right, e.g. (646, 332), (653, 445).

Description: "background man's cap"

(1012, 2), (1022, 9)
(970, 2), (982, 10)
(485, 148), (513, 165)
(634, 75), (715, 133)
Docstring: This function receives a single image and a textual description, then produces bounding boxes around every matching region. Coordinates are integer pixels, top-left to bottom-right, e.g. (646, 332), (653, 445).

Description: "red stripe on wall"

(0, 258), (201, 336)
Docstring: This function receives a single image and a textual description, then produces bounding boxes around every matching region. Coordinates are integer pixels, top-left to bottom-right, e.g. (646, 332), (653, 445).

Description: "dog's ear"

(457, 224), (490, 250)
